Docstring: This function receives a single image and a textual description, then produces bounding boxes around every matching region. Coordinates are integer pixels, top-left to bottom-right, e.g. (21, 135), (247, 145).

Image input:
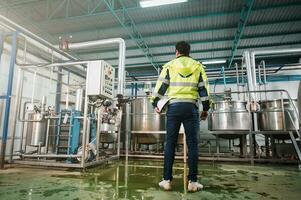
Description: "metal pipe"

(0, 32), (18, 169)
(0, 14), (86, 77)
(45, 118), (50, 154)
(235, 63), (240, 100)
(67, 38), (126, 95)
(261, 60), (268, 100)
(31, 70), (37, 104)
(243, 51), (256, 101)
(249, 48), (301, 94)
(125, 103), (131, 160)
(81, 77), (89, 167)
(8, 38), (27, 163)
(21, 154), (81, 158)
(8, 68), (24, 163)
(19, 61), (89, 69)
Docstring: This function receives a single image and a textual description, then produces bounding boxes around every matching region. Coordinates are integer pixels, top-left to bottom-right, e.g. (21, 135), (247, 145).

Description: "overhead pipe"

(0, 32), (18, 169)
(0, 14), (86, 77)
(249, 48), (301, 91)
(67, 38), (126, 95)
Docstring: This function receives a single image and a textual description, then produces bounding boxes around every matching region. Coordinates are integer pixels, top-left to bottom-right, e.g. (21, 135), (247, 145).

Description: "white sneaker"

(188, 181), (203, 192)
(158, 180), (172, 191)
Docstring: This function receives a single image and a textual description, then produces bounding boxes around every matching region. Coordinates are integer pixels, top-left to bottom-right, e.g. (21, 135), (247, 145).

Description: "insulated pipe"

(250, 48), (301, 91)
(0, 32), (18, 169)
(0, 15), (76, 60)
(67, 38), (126, 95)
(0, 15), (85, 77)
(243, 51), (256, 101)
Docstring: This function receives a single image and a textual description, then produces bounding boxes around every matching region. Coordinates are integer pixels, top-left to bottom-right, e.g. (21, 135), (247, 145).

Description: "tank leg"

(216, 135), (220, 156)
(271, 135), (277, 159)
(240, 135), (247, 157)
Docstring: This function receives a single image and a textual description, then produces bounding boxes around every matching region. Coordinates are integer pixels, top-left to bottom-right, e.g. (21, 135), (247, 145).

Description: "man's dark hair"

(176, 41), (190, 56)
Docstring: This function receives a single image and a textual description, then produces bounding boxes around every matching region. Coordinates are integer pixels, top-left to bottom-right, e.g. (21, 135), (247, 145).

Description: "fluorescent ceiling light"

(140, 0), (188, 8)
(202, 60), (227, 65)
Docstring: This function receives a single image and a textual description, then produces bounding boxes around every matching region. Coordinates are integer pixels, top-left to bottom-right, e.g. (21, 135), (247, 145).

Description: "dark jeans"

(163, 102), (200, 182)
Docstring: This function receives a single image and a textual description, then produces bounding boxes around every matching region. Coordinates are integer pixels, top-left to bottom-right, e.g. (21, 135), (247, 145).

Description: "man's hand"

(200, 111), (208, 121)
(155, 107), (161, 114)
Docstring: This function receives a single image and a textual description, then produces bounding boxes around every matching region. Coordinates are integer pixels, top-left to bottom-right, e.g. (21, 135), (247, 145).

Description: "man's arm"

(150, 66), (170, 108)
(198, 65), (210, 112)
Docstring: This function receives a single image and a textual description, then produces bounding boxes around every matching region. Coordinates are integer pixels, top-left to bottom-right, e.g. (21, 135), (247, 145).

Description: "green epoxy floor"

(0, 159), (300, 200)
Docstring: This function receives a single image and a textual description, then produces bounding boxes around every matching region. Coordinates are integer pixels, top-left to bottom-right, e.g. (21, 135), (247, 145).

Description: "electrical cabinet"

(86, 60), (115, 99)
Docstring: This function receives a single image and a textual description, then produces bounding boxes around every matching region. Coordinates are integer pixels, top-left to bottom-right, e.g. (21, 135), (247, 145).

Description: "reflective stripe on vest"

(169, 82), (198, 87)
(169, 98), (197, 105)
(158, 76), (170, 85)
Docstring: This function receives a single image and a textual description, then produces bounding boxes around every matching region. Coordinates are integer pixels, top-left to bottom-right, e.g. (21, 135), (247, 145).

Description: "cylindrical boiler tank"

(25, 112), (47, 147)
(208, 101), (250, 131)
(258, 99), (299, 131)
(131, 97), (166, 144)
(131, 97), (166, 131)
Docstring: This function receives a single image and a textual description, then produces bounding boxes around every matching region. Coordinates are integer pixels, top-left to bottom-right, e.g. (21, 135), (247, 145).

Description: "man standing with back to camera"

(150, 41), (210, 192)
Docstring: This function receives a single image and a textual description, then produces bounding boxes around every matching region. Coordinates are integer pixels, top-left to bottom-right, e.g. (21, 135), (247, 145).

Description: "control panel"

(86, 60), (115, 99)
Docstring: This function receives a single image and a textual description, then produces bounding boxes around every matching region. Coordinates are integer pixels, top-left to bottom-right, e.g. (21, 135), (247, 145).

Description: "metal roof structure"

(0, 0), (301, 77)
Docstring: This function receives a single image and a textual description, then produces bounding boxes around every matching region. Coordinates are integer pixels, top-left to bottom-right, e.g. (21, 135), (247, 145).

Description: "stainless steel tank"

(131, 97), (166, 144)
(25, 112), (47, 147)
(131, 97), (166, 131)
(258, 99), (299, 131)
(208, 101), (250, 131)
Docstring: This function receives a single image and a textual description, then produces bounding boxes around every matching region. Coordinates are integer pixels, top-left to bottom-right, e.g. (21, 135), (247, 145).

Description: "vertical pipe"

(8, 68), (23, 163)
(125, 103), (131, 161)
(241, 60), (246, 101)
(55, 67), (62, 152)
(235, 63), (240, 100)
(248, 92), (254, 166)
(96, 110), (101, 161)
(221, 66), (226, 90)
(0, 32), (18, 169)
(262, 60), (268, 100)
(0, 35), (4, 63)
(250, 52), (257, 92)
(31, 70), (37, 104)
(280, 92), (286, 131)
(81, 64), (89, 168)
(18, 39), (27, 153)
(135, 83), (138, 97)
(244, 51), (256, 102)
(131, 83), (134, 97)
(45, 118), (50, 153)
(66, 72), (70, 109)
(55, 67), (62, 114)
(258, 62), (262, 101)
(10, 35), (25, 162)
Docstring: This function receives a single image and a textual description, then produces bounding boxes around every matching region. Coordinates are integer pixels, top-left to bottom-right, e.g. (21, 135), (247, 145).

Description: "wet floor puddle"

(0, 159), (300, 200)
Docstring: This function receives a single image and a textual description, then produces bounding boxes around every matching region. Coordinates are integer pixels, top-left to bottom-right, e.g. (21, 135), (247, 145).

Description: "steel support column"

(0, 32), (18, 169)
